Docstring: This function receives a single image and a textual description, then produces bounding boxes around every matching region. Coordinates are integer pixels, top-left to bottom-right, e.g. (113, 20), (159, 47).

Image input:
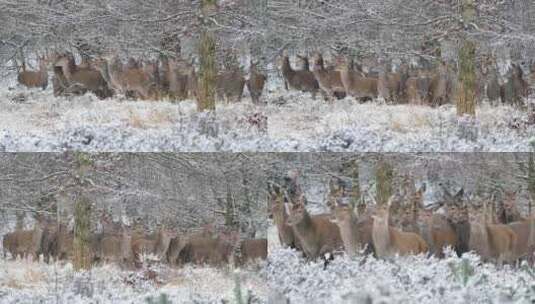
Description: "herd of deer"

(2, 213), (267, 268)
(279, 50), (534, 105)
(268, 177), (535, 268)
(17, 50), (534, 106)
(16, 52), (267, 104)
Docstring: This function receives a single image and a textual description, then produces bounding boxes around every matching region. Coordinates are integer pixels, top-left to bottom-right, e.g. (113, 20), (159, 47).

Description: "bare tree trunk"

(197, 0), (217, 112)
(73, 153), (93, 271)
(457, 0), (477, 117)
(376, 160), (393, 206)
(73, 195), (92, 271)
(528, 153), (535, 215)
(348, 160), (360, 209)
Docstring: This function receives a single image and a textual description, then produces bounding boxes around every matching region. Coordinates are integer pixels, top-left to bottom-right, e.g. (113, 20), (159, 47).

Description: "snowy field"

(265, 247), (535, 304)
(0, 82), (534, 152)
(0, 258), (268, 304)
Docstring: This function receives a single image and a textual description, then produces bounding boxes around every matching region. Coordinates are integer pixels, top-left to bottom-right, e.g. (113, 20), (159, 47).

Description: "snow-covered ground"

(0, 258), (268, 304)
(265, 247), (535, 304)
(1, 83), (534, 152)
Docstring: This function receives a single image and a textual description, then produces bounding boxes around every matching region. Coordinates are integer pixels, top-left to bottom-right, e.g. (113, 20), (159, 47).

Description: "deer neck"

(337, 213), (360, 256)
(292, 210), (318, 255)
(272, 204), (288, 232)
(39, 62), (47, 77)
(100, 62), (115, 87)
(59, 62), (74, 82)
(372, 216), (392, 257)
(528, 216), (535, 247)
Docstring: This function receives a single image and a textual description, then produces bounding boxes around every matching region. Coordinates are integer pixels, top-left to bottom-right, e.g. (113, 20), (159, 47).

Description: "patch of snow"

(265, 247), (535, 304)
(0, 84), (534, 152)
(0, 258), (268, 303)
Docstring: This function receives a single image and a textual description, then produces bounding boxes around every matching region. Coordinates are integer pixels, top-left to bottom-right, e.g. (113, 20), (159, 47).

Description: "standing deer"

(399, 186), (458, 258)
(216, 67), (246, 103)
(335, 57), (378, 101)
(500, 63), (529, 106)
(236, 238), (268, 265)
(310, 53), (346, 101)
(2, 225), (44, 260)
(167, 58), (190, 101)
(247, 60), (267, 105)
(278, 51), (320, 99)
(330, 200), (374, 257)
(508, 215), (535, 263)
(178, 233), (235, 266)
(377, 64), (402, 103)
(268, 182), (300, 250)
(403, 70), (431, 105)
(498, 191), (525, 224)
(469, 202), (517, 266)
(17, 55), (49, 90)
(286, 201), (344, 263)
(94, 55), (157, 100)
(371, 200), (428, 259)
(428, 61), (451, 106)
(55, 53), (113, 99)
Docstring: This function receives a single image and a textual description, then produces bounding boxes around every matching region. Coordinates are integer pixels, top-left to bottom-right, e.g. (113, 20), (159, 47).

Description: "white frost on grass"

(0, 258), (268, 303)
(0, 84), (534, 152)
(265, 247), (535, 304)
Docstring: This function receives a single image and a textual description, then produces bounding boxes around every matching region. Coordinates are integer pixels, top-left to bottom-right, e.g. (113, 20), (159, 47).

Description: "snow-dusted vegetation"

(1, 85), (533, 152)
(0, 258), (268, 303)
(265, 247), (535, 304)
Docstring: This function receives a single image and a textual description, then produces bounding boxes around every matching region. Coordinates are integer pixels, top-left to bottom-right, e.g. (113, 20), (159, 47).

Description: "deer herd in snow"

(15, 49), (534, 106)
(268, 174), (535, 268)
(2, 212), (267, 268)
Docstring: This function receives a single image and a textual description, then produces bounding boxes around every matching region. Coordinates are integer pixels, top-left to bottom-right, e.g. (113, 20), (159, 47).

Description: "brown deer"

(54, 53), (113, 99)
(498, 191), (525, 224)
(428, 61), (451, 106)
(268, 182), (300, 249)
(399, 186), (458, 258)
(278, 51), (320, 99)
(166, 58), (190, 101)
(377, 66), (402, 103)
(166, 234), (189, 266)
(17, 55), (49, 90)
(177, 234), (234, 266)
(507, 211), (535, 263)
(216, 67), (246, 103)
(2, 226), (43, 260)
(404, 207), (458, 259)
(128, 227), (172, 265)
(330, 200), (374, 257)
(310, 53), (346, 101)
(501, 63), (529, 106)
(143, 60), (161, 89)
(236, 238), (268, 265)
(335, 57), (378, 101)
(371, 202), (428, 259)
(286, 201), (344, 262)
(94, 55), (158, 100)
(403, 70), (431, 105)
(247, 60), (267, 105)
(469, 203), (517, 265)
